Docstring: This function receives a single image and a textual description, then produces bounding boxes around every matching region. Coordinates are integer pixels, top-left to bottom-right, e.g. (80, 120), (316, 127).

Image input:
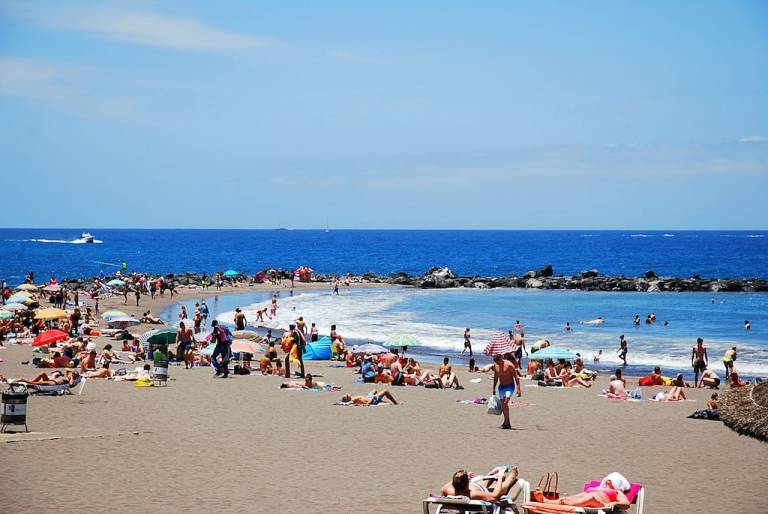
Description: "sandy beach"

(1, 286), (766, 514)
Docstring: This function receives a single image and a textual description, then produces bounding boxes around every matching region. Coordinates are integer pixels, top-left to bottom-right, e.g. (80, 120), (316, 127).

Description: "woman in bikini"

(440, 467), (519, 503)
(530, 476), (630, 509)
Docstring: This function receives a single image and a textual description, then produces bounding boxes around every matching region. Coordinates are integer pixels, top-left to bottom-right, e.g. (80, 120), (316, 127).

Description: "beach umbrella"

(529, 346), (576, 361)
(719, 381), (768, 442)
(106, 279), (125, 287)
(101, 310), (128, 320)
(384, 334), (421, 348)
(233, 330), (261, 341)
(32, 329), (69, 347)
(15, 284), (38, 291)
(0, 303), (27, 312)
(350, 343), (389, 355)
(42, 284), (61, 293)
(107, 316), (141, 327)
(483, 331), (515, 356)
(0, 311), (14, 320)
(34, 308), (68, 320)
(12, 290), (33, 298)
(139, 327), (177, 345)
(223, 269), (240, 277)
(231, 340), (263, 355)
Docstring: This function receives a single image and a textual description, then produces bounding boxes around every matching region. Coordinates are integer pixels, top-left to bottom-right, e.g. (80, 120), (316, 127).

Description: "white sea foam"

(218, 288), (768, 376)
(663, 233), (674, 237)
(629, 234), (651, 237)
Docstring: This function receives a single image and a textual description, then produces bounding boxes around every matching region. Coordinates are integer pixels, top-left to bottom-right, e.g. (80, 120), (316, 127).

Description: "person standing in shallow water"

(618, 335), (628, 366)
(462, 328), (472, 356)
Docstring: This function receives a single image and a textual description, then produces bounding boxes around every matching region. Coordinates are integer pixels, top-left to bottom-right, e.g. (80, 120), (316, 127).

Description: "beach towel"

(687, 408), (719, 420)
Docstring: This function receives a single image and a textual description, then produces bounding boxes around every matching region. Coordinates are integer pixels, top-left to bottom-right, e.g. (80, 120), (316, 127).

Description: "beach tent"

(303, 336), (333, 360)
(529, 346), (576, 361)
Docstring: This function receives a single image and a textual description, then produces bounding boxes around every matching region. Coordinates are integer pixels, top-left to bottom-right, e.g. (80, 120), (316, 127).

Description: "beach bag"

(487, 395), (502, 415)
(629, 387), (643, 400)
(536, 472), (559, 500)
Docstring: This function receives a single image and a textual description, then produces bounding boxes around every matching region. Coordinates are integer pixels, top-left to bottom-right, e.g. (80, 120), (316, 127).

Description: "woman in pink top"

(531, 477), (630, 508)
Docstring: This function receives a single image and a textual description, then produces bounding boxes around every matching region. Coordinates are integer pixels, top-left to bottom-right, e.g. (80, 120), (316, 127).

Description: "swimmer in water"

(580, 317), (604, 326)
(564, 322), (572, 332)
(744, 320), (751, 331)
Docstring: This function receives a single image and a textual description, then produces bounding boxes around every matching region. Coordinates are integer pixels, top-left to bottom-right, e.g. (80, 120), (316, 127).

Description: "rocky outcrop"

(56, 266), (768, 294)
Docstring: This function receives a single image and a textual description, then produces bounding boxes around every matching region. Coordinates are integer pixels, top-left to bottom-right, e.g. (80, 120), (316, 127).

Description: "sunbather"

(340, 389), (398, 405)
(529, 472), (630, 509)
(655, 385), (686, 402)
(440, 466), (519, 503)
(83, 368), (115, 379)
(729, 371), (747, 388)
(603, 374), (628, 399)
(4, 370), (80, 386)
(560, 363), (592, 388)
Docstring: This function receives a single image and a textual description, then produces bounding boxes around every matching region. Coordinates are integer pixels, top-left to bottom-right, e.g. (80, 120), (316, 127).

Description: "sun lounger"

(18, 377), (86, 396)
(423, 479), (530, 514)
(521, 482), (644, 514)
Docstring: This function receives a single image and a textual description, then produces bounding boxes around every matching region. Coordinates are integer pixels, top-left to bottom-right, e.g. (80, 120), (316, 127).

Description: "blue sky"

(1, 0), (766, 229)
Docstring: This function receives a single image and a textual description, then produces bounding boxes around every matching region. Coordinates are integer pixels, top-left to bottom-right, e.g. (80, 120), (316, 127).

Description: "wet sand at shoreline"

(1, 285), (766, 513)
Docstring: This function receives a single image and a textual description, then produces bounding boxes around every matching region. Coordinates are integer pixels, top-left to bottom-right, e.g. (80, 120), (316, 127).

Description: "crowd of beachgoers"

(1, 269), (764, 513)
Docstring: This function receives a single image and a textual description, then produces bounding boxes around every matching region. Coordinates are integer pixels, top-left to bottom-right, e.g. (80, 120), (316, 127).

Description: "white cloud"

(0, 57), (141, 120)
(738, 136), (768, 143)
(3, 1), (270, 50)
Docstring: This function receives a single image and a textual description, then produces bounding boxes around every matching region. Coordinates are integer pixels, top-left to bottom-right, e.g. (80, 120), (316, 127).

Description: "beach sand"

(1, 286), (766, 513)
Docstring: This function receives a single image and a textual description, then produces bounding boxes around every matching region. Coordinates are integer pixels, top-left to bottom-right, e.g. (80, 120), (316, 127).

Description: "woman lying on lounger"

(2, 370), (80, 386)
(529, 472), (630, 509)
(440, 466), (519, 503)
(340, 389), (398, 405)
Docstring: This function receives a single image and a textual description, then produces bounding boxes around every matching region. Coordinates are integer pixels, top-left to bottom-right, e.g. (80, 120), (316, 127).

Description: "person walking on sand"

(492, 354), (521, 430)
(691, 337), (709, 387)
(176, 321), (194, 369)
(134, 287), (141, 307)
(462, 328), (472, 356)
(209, 320), (231, 378)
(617, 335), (628, 366)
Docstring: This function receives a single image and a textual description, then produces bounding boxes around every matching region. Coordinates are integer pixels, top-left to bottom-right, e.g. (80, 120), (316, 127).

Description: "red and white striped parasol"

(483, 331), (514, 356)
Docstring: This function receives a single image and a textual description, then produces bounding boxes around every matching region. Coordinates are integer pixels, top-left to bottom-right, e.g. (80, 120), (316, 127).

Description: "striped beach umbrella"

(483, 331), (515, 356)
(139, 327), (178, 351)
(384, 334), (420, 347)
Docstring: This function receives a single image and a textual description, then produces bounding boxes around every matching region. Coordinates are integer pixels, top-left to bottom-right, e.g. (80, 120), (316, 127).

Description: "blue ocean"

(1, 229), (766, 281)
(2, 229), (767, 378)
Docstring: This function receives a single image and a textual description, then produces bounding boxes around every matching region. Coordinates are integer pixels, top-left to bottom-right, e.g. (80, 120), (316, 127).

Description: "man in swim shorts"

(691, 337), (709, 387)
(492, 354), (521, 430)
